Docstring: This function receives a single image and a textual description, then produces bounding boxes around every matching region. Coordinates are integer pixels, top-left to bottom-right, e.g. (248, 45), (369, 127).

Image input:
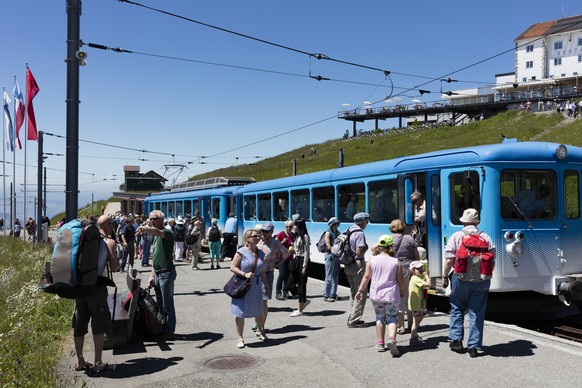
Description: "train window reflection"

(368, 180), (397, 224)
(450, 171), (480, 225)
(291, 189), (310, 221)
(258, 193), (272, 221)
(274, 191), (289, 221)
(338, 183), (365, 222)
(312, 186), (335, 222)
(244, 195), (256, 220)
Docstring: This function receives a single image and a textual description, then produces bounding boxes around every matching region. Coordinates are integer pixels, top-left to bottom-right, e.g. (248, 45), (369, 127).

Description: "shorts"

(72, 287), (111, 337)
(262, 271), (274, 301)
(371, 299), (399, 325)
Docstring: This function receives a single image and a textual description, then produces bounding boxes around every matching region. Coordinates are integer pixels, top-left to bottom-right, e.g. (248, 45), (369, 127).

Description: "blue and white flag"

(3, 89), (15, 152)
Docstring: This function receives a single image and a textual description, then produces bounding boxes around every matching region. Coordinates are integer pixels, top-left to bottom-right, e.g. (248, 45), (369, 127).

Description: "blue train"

(144, 141), (582, 313)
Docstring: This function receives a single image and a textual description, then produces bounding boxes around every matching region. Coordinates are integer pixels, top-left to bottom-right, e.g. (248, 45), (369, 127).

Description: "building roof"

(515, 14), (582, 41)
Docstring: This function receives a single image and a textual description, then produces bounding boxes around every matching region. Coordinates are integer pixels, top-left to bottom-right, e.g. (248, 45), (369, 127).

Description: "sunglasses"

(249, 235), (261, 238)
(150, 217), (160, 221)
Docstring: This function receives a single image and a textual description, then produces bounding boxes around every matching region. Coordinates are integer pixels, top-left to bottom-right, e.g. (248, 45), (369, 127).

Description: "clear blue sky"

(0, 0), (580, 220)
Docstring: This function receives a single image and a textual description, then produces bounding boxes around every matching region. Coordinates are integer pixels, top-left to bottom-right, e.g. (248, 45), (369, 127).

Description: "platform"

(58, 254), (582, 387)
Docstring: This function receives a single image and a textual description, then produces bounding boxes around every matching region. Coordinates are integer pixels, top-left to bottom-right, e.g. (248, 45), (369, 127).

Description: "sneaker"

(211, 264), (215, 269)
(175, 258), (183, 262)
(258, 329), (268, 341)
(375, 343), (386, 352)
(192, 267), (199, 270)
(276, 293), (284, 301)
(237, 339), (245, 349)
(386, 340), (400, 357)
(252, 323), (258, 332)
(216, 264), (221, 269)
(328, 296), (336, 302)
(347, 321), (367, 328)
(409, 336), (424, 346)
(449, 339), (463, 352)
(290, 310), (303, 317)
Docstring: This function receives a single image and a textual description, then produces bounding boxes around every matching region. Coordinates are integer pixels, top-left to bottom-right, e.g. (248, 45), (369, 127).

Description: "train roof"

(143, 185), (239, 202)
(236, 141), (582, 192)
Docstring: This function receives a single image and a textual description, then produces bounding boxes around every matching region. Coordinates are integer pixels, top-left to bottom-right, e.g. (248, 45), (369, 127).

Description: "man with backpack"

(72, 214), (119, 373)
(442, 208), (495, 358)
(346, 212), (370, 328)
(136, 210), (177, 341)
(120, 216), (136, 272)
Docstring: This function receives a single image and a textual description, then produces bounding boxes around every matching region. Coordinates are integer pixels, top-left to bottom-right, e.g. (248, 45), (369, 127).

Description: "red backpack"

(454, 231), (494, 282)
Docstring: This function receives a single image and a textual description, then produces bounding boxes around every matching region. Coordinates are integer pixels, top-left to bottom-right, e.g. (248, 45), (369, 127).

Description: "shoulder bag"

(224, 251), (259, 299)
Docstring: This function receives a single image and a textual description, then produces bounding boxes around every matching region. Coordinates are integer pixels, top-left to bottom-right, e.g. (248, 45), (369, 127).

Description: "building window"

(578, 38), (582, 46)
(526, 61), (533, 68)
(526, 44), (534, 52)
(579, 55), (582, 63)
(522, 77), (527, 82)
(554, 58), (562, 66)
(555, 41), (563, 50)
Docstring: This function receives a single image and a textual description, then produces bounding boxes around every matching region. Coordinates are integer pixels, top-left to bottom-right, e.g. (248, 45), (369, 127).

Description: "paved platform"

(58, 255), (582, 387)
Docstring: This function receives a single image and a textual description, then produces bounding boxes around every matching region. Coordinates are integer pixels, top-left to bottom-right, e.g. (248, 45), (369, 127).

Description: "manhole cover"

(204, 355), (257, 370)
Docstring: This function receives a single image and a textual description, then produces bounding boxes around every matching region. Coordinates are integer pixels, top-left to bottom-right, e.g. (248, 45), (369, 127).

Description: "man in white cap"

(346, 212), (370, 328)
(442, 208), (495, 358)
(254, 221), (290, 336)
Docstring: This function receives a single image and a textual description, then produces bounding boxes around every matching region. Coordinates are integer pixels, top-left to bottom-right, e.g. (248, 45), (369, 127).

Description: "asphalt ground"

(57, 253), (582, 388)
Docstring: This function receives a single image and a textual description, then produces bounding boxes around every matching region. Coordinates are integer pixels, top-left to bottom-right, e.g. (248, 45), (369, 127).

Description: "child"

(417, 247), (428, 311)
(408, 261), (431, 345)
(355, 235), (405, 357)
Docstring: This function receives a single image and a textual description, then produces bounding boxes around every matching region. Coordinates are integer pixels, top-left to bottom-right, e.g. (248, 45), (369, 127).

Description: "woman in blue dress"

(230, 228), (267, 348)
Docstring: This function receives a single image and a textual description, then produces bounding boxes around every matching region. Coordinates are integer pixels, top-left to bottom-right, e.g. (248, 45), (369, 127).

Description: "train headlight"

(504, 231), (514, 241)
(556, 144), (567, 160)
(506, 241), (523, 259)
(515, 231), (525, 240)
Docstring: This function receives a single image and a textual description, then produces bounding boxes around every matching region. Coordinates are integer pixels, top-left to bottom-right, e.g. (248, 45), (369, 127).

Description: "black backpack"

(174, 224), (185, 242)
(208, 225), (221, 242)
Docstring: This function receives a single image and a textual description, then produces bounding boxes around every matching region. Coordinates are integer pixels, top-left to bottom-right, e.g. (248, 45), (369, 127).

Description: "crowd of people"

(72, 197), (495, 371)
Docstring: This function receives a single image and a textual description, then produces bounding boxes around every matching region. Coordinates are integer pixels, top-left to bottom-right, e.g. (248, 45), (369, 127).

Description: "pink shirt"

(369, 253), (401, 303)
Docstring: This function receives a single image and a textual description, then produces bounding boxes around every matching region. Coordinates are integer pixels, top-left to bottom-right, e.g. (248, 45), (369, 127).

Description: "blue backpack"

(41, 219), (113, 299)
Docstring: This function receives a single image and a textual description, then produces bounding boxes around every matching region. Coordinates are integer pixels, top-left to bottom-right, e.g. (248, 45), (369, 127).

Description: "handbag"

(224, 251), (259, 299)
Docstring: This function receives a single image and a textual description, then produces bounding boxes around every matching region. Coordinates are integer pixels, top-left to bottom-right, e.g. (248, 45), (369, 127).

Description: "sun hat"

(459, 208), (480, 224)
(377, 234), (394, 247)
(327, 217), (341, 226)
(176, 216), (185, 225)
(409, 261), (424, 271)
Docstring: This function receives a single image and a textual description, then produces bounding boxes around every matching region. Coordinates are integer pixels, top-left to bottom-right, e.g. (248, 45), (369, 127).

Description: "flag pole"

(12, 76), (17, 239)
(2, 87), (6, 236)
(23, 64), (28, 241)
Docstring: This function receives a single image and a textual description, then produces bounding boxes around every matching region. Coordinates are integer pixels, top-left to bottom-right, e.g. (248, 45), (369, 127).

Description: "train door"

(559, 167), (582, 275)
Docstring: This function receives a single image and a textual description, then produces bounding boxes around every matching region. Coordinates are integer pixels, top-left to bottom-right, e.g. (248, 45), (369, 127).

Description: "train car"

(143, 185), (239, 240)
(235, 140), (582, 315)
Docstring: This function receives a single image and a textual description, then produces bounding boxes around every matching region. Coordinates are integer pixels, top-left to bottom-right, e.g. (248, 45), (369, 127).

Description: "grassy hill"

(188, 110), (578, 183)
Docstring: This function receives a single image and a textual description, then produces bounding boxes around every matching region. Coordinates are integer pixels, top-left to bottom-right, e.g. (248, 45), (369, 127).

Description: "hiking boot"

(449, 339), (463, 352)
(468, 348), (480, 358)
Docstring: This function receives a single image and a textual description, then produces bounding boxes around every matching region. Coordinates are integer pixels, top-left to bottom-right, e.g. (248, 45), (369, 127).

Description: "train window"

(312, 186), (335, 222)
(368, 180), (397, 224)
(564, 170), (580, 219)
(338, 183), (365, 222)
(291, 189), (310, 221)
(193, 200), (200, 216)
(430, 175), (441, 226)
(450, 171), (480, 225)
(161, 202), (168, 217)
(176, 201), (183, 217)
(500, 170), (556, 220)
(168, 202), (175, 217)
(212, 198), (221, 219)
(243, 195), (256, 220)
(274, 191), (289, 221)
(258, 194), (272, 221)
(184, 201), (192, 216)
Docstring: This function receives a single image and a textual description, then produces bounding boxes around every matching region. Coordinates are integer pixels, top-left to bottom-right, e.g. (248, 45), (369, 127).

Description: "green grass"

(188, 111), (571, 182)
(0, 237), (73, 387)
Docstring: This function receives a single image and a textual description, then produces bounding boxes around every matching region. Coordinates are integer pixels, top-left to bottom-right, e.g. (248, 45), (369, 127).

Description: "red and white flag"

(13, 80), (24, 149)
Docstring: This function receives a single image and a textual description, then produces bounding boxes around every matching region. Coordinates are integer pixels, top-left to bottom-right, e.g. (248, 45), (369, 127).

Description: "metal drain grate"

(204, 355), (257, 370)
